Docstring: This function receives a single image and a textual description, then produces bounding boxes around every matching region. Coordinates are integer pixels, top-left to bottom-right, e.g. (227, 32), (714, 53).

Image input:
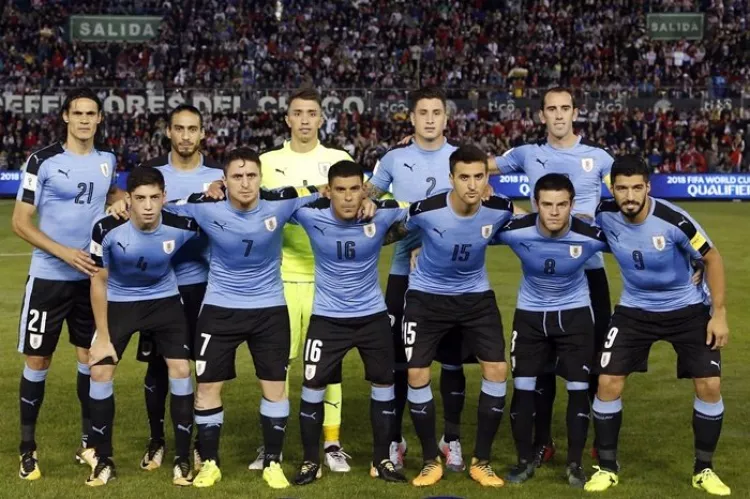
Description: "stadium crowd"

(0, 0), (749, 172)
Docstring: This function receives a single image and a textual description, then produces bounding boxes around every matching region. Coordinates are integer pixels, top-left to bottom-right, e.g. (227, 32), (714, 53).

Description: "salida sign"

(69, 16), (162, 42)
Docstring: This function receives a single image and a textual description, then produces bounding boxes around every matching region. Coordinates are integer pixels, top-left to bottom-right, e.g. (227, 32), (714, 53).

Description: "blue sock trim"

(407, 384), (433, 405)
(481, 378), (507, 398)
(441, 364), (463, 371)
(260, 398), (290, 418)
(89, 380), (114, 400)
(169, 376), (193, 396)
(195, 411), (224, 426)
(566, 381), (589, 391)
(301, 386), (326, 404)
(592, 396), (622, 414)
(513, 376), (537, 391)
(77, 362), (91, 376)
(694, 396), (724, 417)
(23, 365), (49, 383)
(371, 385), (395, 402)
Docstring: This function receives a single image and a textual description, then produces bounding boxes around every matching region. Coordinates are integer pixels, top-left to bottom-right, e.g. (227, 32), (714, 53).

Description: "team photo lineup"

(7, 79), (735, 497)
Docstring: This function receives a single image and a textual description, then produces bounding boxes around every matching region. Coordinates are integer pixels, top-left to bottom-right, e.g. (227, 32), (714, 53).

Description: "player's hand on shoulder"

(88, 333), (118, 366)
(410, 247), (421, 271)
(398, 134), (413, 145)
(62, 247), (98, 277)
(690, 259), (704, 285)
(205, 180), (225, 200)
(105, 199), (129, 220)
(358, 197), (377, 220)
(318, 184), (330, 198)
(481, 183), (494, 201)
(706, 309), (729, 350)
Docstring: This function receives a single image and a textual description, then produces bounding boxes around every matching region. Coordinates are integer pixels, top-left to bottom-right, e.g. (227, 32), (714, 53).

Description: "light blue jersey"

(166, 188), (318, 309)
(293, 199), (407, 318)
(18, 143), (117, 281)
(595, 197), (712, 312)
(370, 139), (458, 275)
(493, 214), (609, 311)
(495, 137), (613, 269)
(406, 192), (514, 295)
(141, 154), (223, 286)
(90, 212), (199, 302)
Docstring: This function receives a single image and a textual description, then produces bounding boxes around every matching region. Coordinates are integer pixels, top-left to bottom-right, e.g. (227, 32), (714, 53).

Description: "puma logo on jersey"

(403, 163), (415, 171)
(313, 225), (326, 236)
(609, 230), (620, 242)
(117, 242), (128, 253)
(433, 228), (446, 238)
(536, 158), (548, 168)
(58, 169), (70, 178)
(519, 242), (533, 252)
(678, 219), (689, 227)
(212, 220), (228, 231)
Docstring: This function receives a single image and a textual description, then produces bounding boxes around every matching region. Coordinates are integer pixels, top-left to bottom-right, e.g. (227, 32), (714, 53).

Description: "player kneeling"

(85, 168), (199, 486)
(291, 161), (408, 485)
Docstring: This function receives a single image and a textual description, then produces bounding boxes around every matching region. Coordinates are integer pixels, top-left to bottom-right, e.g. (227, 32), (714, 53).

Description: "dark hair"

(611, 154), (650, 183)
(540, 87), (576, 110)
(534, 173), (576, 201)
(168, 104), (203, 129)
(328, 160), (364, 183)
(223, 147), (261, 173)
(127, 167), (165, 193)
(449, 145), (488, 174)
(409, 86), (447, 112)
(288, 86), (322, 109)
(60, 88), (104, 144)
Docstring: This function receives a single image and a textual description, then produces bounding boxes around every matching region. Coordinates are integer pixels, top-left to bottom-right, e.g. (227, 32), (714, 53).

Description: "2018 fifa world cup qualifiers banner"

(488, 174), (750, 200)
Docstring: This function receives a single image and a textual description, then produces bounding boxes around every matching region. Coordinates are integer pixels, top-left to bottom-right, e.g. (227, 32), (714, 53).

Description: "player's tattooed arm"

(364, 181), (387, 200)
(383, 220), (410, 246)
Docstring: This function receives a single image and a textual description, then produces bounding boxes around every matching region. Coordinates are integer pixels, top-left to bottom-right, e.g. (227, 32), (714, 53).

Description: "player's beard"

(173, 143), (200, 159)
(619, 197), (647, 219)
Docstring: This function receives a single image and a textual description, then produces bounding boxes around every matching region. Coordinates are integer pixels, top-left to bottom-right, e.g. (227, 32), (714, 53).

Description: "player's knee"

(407, 367), (430, 387)
(596, 374), (625, 400)
(75, 347), (89, 365)
(165, 359), (191, 380)
(260, 380), (286, 402)
(90, 364), (114, 383)
(480, 361), (507, 382)
(195, 382), (222, 408)
(694, 376), (721, 402)
(25, 355), (52, 371)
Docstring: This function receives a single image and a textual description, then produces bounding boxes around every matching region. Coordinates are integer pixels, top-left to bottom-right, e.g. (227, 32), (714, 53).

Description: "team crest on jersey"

(195, 360), (206, 377)
(163, 240), (176, 254)
(29, 333), (43, 350)
(100, 162), (110, 177)
(652, 235), (666, 251)
(570, 245), (583, 258)
(581, 158), (594, 173)
(265, 216), (278, 231)
(364, 223), (376, 238)
(304, 364), (316, 381)
(481, 224), (493, 239)
(318, 162), (331, 176)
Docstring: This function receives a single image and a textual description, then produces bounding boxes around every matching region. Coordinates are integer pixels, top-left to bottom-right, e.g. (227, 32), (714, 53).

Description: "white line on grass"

(0, 252), (31, 257)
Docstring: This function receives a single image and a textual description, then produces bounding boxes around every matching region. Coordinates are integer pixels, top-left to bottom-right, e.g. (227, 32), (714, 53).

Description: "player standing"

(135, 104), (222, 471)
(365, 87), (472, 471)
(12, 88), (122, 480)
(250, 87), (354, 472)
(585, 156), (730, 496)
(492, 174), (608, 488)
(494, 87), (614, 463)
(291, 160), (408, 485)
(403, 145), (514, 487)
(85, 167), (199, 486)
(165, 148), (322, 489)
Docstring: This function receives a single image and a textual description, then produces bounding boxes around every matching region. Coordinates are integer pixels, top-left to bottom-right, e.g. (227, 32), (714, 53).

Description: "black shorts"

(96, 295), (190, 366)
(402, 290), (505, 368)
(597, 304), (720, 379)
(304, 312), (394, 388)
(17, 277), (94, 356)
(137, 282), (207, 362)
(511, 307), (595, 382)
(435, 328), (479, 366)
(194, 304), (290, 383)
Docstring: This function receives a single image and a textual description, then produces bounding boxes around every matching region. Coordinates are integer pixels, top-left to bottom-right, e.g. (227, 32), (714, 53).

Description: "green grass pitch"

(0, 199), (748, 499)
